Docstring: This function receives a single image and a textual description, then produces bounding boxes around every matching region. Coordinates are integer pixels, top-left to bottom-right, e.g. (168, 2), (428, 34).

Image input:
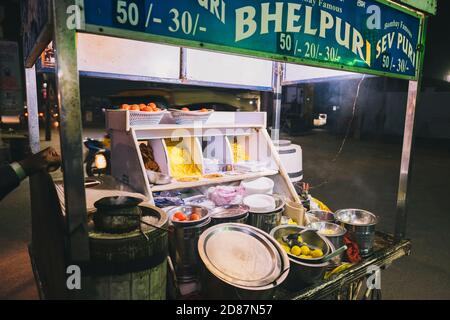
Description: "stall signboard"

(80, 0), (424, 80)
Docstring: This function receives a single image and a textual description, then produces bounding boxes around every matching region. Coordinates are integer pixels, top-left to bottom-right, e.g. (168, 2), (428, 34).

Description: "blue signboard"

(80, 0), (424, 79)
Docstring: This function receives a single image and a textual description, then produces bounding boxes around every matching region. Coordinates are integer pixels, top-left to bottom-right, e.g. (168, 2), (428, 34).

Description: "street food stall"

(21, 0), (436, 300)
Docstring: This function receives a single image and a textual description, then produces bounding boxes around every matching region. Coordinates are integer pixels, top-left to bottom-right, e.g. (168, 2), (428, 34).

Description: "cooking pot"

(93, 196), (143, 234)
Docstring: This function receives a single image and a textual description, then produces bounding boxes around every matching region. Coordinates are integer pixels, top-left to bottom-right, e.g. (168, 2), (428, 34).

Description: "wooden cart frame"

(21, 0), (435, 299)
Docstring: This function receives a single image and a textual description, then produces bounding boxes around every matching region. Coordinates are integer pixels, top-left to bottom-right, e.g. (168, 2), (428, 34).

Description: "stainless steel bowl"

(307, 222), (347, 251)
(167, 205), (210, 227)
(335, 209), (378, 257)
(270, 226), (331, 264)
(335, 209), (378, 226)
(305, 210), (335, 224)
(270, 225), (334, 291)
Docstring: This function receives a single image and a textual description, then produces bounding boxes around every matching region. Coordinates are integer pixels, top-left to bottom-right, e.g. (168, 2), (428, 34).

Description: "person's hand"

(19, 147), (61, 176)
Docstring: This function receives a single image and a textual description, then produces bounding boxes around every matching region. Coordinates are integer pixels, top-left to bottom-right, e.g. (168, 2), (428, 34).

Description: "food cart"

(21, 0), (436, 300)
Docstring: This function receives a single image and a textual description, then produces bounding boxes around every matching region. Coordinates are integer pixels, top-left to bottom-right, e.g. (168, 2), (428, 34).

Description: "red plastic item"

(344, 234), (362, 263)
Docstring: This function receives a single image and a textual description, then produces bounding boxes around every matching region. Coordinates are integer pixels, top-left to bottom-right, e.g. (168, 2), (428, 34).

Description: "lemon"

(311, 249), (324, 258)
(290, 245), (302, 256)
(282, 245), (291, 254)
(300, 245), (310, 256)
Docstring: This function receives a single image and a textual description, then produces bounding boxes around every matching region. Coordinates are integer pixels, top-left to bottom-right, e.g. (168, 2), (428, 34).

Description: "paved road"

(287, 130), (450, 299)
(0, 128), (449, 299)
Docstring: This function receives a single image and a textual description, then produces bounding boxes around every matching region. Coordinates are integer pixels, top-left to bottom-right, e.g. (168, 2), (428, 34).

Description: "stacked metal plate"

(198, 223), (289, 300)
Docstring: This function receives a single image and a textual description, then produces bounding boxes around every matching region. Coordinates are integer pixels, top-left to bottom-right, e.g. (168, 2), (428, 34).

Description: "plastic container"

(170, 109), (213, 125)
(243, 194), (276, 212)
(241, 177), (274, 195)
(128, 110), (167, 126)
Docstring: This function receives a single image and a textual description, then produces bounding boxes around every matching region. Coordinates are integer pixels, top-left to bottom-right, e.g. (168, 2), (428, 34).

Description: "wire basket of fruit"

(169, 107), (213, 125)
(120, 103), (167, 126)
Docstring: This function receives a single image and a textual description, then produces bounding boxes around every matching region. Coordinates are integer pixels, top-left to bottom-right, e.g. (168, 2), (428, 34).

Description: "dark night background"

(423, 1), (450, 80)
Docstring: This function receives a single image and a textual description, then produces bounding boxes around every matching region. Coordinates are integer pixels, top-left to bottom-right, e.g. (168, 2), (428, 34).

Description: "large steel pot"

(335, 209), (378, 257)
(167, 206), (211, 282)
(247, 195), (285, 233)
(198, 223), (290, 300)
(270, 225), (335, 291)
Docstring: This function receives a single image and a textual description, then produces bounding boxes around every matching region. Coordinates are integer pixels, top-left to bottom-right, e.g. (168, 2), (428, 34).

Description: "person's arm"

(0, 163), (23, 201)
(0, 147), (61, 201)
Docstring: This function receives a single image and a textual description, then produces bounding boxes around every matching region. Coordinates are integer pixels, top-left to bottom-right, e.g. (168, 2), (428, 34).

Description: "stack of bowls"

(241, 177), (275, 195)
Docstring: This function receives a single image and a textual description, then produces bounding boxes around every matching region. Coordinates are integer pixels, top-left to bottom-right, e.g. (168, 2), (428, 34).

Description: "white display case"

(107, 111), (300, 205)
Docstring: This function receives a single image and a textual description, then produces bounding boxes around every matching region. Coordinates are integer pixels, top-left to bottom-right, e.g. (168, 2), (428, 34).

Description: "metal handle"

(140, 219), (171, 233)
(322, 245), (348, 263)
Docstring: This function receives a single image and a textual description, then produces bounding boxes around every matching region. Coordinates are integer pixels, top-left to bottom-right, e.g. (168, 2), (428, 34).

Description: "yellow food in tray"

(165, 140), (201, 179)
(231, 142), (249, 163)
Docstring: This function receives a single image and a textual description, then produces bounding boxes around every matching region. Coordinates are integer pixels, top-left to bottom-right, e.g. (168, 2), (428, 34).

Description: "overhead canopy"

(77, 33), (273, 90)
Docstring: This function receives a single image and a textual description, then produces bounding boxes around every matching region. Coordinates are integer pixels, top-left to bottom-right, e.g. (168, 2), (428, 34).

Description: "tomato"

(173, 212), (187, 221)
(190, 213), (201, 221)
(121, 104), (130, 110)
(181, 107), (190, 112)
(142, 106), (153, 112)
(139, 104), (147, 111)
(148, 103), (157, 110)
(130, 104), (140, 111)
(200, 108), (209, 112)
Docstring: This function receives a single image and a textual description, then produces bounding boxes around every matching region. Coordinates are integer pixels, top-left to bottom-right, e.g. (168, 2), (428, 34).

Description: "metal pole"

(271, 62), (283, 142)
(394, 80), (419, 242)
(180, 47), (187, 81)
(25, 66), (40, 153)
(52, 0), (89, 262)
(394, 15), (427, 242)
(42, 79), (51, 141)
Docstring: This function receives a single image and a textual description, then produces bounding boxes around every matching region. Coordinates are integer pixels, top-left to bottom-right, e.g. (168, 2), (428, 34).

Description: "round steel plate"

(211, 205), (249, 219)
(198, 223), (284, 288)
